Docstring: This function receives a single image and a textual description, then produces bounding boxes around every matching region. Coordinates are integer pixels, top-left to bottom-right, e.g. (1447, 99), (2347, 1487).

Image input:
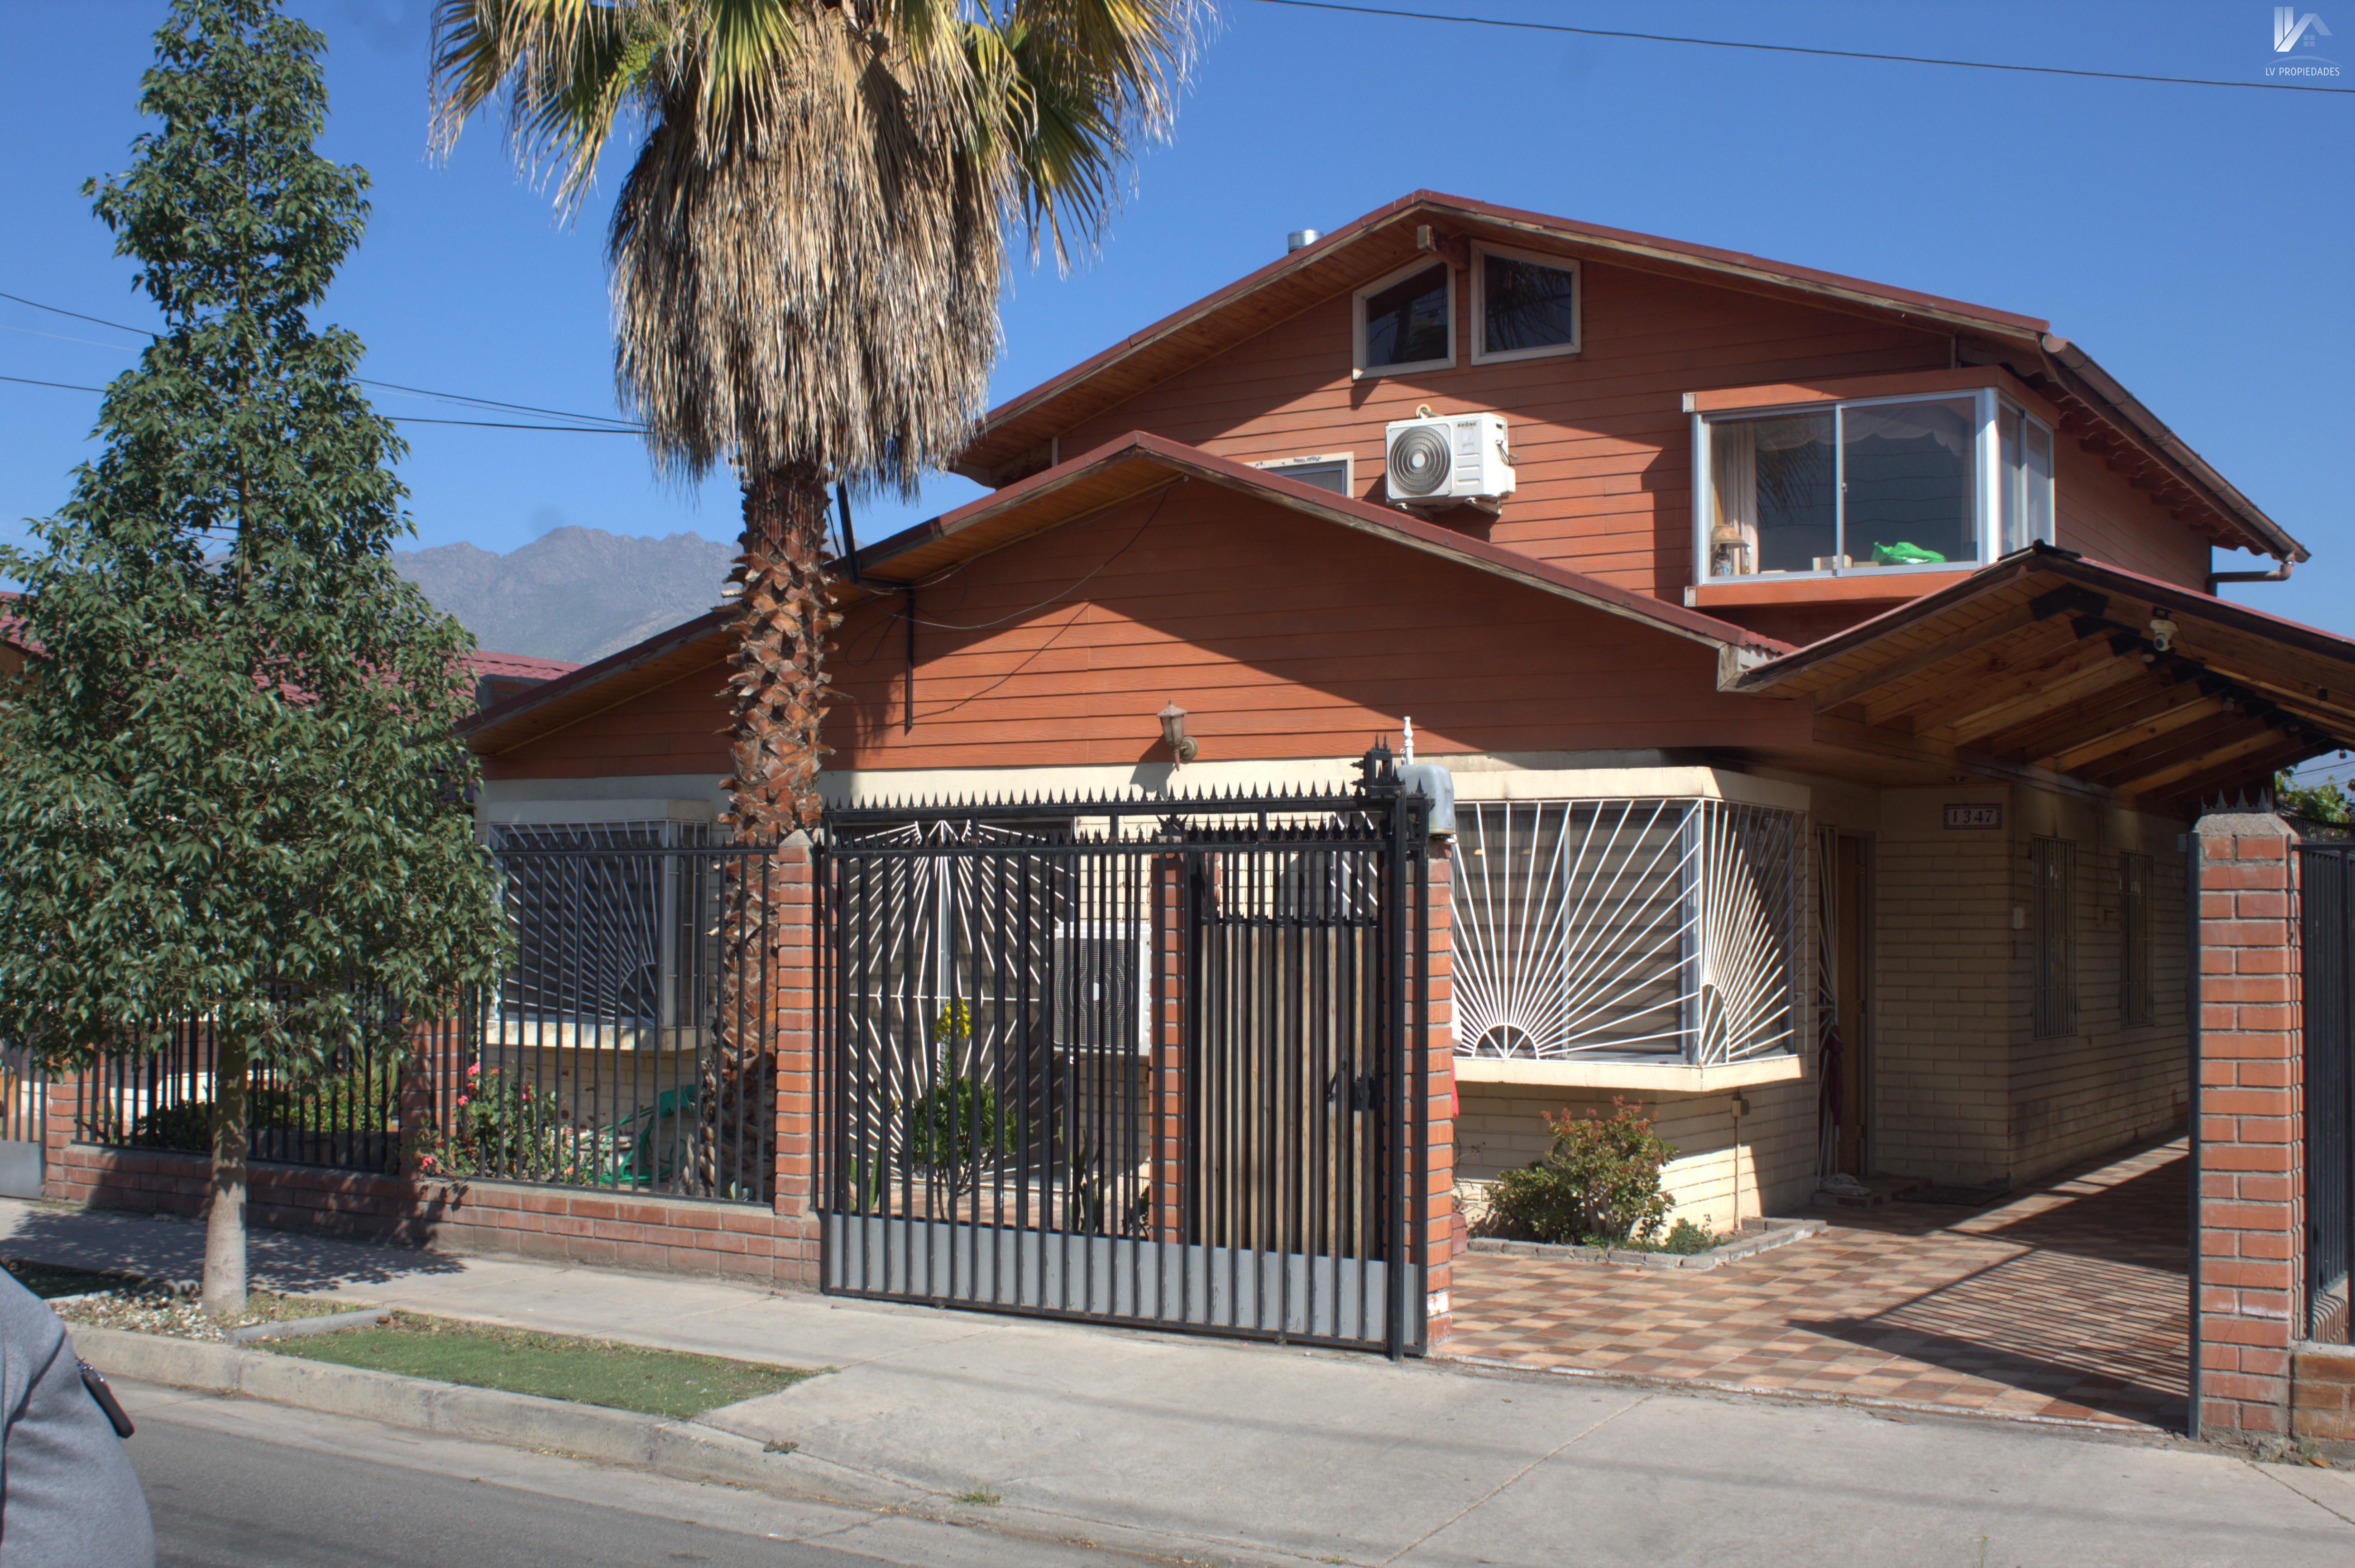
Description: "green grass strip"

(262, 1311), (813, 1419)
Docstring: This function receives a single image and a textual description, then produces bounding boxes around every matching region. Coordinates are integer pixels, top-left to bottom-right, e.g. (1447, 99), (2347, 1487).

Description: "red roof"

(467, 648), (581, 683)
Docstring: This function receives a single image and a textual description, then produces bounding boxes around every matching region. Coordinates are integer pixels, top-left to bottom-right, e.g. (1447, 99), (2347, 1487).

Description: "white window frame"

(1352, 257), (1455, 378)
(1469, 242), (1581, 365)
(1691, 387), (2057, 587)
(1249, 453), (1355, 496)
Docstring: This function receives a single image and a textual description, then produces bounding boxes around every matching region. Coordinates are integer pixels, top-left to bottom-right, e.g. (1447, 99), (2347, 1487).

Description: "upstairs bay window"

(1695, 388), (2054, 584)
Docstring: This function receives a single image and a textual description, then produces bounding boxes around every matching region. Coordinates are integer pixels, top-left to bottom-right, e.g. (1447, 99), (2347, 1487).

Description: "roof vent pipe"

(1286, 229), (1320, 253)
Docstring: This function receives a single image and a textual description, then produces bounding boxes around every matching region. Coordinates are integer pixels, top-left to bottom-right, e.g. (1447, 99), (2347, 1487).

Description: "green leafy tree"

(427, 0), (1206, 1193)
(2277, 770), (2352, 824)
(0, 0), (508, 1316)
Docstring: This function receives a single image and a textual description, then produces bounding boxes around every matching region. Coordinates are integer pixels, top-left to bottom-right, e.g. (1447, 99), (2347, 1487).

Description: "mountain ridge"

(395, 526), (734, 663)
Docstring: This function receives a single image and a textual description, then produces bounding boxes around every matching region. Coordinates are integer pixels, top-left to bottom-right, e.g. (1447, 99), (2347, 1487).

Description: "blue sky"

(3, 1), (2349, 642)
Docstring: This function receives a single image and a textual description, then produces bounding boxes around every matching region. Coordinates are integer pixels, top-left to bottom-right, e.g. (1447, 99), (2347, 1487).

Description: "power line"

(0, 288), (646, 429)
(1248, 0), (2355, 96)
(0, 370), (642, 433)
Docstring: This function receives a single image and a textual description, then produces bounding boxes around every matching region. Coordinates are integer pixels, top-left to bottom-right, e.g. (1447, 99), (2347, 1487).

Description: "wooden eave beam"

(2159, 739), (2316, 809)
(1807, 586), (2101, 715)
(1947, 652), (2148, 746)
(2079, 709), (2259, 789)
(2043, 694), (2229, 773)
(1861, 621), (2102, 731)
(1810, 711), (2118, 803)
(1973, 664), (2192, 759)
(2110, 725), (2297, 796)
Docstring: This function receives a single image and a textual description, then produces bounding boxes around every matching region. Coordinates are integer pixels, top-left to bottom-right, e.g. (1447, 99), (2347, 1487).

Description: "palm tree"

(430, 0), (1206, 1195)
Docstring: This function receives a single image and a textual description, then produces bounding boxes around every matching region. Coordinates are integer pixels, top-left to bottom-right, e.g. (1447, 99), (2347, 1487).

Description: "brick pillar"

(771, 833), (823, 1285)
(2194, 812), (2302, 1440)
(1418, 841), (1459, 1348)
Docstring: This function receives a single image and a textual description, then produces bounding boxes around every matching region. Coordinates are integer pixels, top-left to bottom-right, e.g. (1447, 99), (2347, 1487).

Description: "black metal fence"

(2301, 842), (2355, 1344)
(819, 749), (1430, 1356)
(76, 1019), (403, 1174)
(70, 826), (780, 1204)
(415, 826), (776, 1202)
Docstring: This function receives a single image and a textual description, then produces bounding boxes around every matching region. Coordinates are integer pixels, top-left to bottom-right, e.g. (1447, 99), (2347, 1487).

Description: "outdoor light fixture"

(1158, 701), (1197, 764)
(2149, 612), (2178, 654)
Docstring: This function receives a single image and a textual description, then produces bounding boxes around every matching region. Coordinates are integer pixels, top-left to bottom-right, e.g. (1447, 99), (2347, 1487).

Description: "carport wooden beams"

(1729, 547), (2355, 808)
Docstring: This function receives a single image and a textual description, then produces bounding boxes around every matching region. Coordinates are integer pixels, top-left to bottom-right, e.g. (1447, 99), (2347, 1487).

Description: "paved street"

(125, 1384), (1128, 1568)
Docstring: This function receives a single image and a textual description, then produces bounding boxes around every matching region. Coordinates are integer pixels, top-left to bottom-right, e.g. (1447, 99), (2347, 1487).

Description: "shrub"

(1659, 1217), (1720, 1255)
(1484, 1098), (1677, 1246)
(900, 1003), (1016, 1199)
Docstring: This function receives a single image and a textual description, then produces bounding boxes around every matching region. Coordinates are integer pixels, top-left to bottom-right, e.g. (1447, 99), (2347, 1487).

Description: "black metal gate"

(2301, 841), (2355, 1344)
(818, 749), (1431, 1356)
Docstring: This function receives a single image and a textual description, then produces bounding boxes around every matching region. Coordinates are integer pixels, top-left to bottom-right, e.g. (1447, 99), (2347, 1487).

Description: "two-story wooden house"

(461, 191), (2355, 1233)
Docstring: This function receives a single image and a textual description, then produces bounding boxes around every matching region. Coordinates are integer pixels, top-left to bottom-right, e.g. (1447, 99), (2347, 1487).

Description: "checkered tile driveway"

(1443, 1139), (2187, 1429)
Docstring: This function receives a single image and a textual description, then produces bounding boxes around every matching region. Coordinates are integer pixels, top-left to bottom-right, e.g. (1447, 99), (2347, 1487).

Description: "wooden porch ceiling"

(1726, 545), (2355, 811)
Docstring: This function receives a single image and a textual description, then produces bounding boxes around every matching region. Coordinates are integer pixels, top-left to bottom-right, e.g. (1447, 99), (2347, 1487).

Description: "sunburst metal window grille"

(1451, 798), (1802, 1066)
(491, 820), (725, 1045)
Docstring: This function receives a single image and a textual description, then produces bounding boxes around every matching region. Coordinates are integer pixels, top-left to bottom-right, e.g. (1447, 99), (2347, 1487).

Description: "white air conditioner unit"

(1383, 411), (1517, 508)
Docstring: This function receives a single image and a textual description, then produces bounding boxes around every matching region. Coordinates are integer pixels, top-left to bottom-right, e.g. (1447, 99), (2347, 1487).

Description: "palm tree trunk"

(202, 1029), (250, 1316)
(701, 462), (839, 1197)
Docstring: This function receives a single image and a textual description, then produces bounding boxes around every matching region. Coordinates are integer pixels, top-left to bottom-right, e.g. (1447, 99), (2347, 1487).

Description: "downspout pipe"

(2208, 558), (2294, 596)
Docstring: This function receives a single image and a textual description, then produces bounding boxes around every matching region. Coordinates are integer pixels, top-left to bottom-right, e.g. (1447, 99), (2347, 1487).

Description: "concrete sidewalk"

(7, 1199), (2353, 1567)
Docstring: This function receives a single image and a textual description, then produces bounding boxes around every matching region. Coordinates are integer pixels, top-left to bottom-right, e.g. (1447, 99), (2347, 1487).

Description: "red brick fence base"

(46, 1138), (823, 1287)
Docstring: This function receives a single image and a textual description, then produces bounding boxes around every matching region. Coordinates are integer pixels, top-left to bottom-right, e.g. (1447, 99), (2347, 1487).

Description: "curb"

(72, 1326), (832, 1500)
(73, 1326), (1303, 1568)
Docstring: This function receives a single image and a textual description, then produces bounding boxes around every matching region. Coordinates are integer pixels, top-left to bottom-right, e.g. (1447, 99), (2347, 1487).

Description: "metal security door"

(819, 750), (1429, 1356)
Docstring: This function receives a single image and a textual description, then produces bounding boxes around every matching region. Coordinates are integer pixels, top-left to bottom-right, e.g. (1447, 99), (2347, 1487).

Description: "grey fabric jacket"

(0, 1275), (154, 1567)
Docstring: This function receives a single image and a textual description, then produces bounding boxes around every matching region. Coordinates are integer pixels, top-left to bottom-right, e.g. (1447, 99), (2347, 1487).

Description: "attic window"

(1355, 261), (1453, 376)
(1472, 244), (1580, 363)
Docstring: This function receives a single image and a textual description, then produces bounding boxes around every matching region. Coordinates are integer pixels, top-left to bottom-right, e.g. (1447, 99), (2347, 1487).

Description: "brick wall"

(2293, 1343), (2355, 1448)
(2193, 813), (2302, 1439)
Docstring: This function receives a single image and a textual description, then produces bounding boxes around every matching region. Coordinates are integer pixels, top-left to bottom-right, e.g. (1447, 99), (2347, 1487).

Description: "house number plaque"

(1943, 803), (2003, 829)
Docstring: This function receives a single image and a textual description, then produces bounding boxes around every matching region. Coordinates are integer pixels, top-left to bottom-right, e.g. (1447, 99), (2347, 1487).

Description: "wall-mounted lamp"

(1158, 701), (1197, 764)
(2149, 612), (2178, 654)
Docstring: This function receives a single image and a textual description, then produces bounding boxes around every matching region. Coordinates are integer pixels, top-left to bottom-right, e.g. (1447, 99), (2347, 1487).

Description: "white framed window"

(1471, 243), (1580, 364)
(1353, 259), (1454, 377)
(1693, 388), (2056, 584)
(1250, 453), (1354, 497)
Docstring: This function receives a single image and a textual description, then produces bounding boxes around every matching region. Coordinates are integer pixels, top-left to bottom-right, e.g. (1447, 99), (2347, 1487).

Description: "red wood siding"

(827, 486), (1803, 769)
(1053, 253), (2219, 609)
(1057, 258), (1949, 601)
(484, 655), (732, 779)
(2051, 437), (2211, 590)
(484, 485), (1806, 780)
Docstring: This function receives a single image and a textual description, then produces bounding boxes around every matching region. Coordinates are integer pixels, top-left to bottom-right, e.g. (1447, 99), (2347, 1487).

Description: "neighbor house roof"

(952, 191), (2299, 564)
(460, 430), (1789, 757)
(1732, 542), (2355, 805)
